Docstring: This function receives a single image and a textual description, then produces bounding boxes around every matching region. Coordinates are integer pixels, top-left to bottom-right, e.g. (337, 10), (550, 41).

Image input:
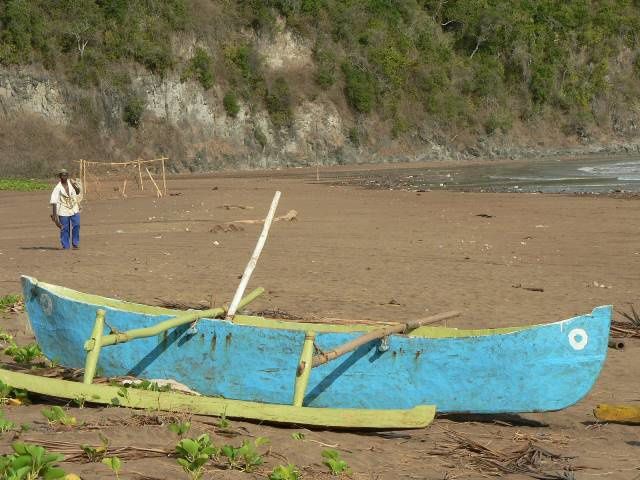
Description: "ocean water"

(338, 156), (640, 193)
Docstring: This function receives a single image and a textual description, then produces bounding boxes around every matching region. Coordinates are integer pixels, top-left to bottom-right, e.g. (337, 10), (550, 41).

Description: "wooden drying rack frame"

(75, 157), (168, 199)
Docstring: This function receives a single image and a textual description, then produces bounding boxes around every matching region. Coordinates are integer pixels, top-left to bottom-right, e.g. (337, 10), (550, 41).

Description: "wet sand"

(0, 165), (638, 479)
(326, 154), (640, 193)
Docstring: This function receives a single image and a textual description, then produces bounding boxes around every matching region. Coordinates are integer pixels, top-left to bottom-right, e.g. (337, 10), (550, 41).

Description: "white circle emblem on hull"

(568, 328), (588, 350)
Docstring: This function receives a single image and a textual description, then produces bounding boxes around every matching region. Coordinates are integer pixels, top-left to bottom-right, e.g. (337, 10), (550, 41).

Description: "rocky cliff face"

(1, 29), (639, 177)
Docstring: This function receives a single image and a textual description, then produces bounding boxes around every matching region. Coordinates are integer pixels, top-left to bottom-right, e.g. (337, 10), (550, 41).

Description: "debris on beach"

(512, 284), (545, 293)
(210, 223), (245, 233)
(427, 428), (578, 479)
(611, 304), (640, 339)
(154, 299), (210, 310)
(251, 309), (303, 320)
(233, 209), (298, 224)
(210, 210), (298, 233)
(219, 204), (254, 210)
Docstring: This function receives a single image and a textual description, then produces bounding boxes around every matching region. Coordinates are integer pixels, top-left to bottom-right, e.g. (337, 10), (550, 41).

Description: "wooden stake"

(122, 178), (128, 198)
(145, 167), (163, 197)
(225, 191), (281, 320)
(161, 158), (167, 196)
(138, 160), (144, 191)
(83, 309), (105, 384)
(312, 311), (461, 368)
(82, 159), (87, 198)
(293, 331), (315, 407)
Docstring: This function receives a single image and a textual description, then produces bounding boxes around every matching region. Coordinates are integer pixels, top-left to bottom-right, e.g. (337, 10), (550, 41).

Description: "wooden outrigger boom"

(82, 287), (264, 384)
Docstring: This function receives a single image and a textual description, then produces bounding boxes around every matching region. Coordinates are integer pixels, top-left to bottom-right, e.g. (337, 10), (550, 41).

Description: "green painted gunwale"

(30, 277), (531, 338)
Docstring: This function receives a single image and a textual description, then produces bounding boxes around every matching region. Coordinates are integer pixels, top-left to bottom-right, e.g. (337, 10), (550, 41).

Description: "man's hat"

(58, 168), (68, 175)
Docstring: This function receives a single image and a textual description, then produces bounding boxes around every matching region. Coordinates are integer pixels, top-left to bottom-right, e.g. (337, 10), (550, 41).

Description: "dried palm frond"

(617, 304), (640, 327)
(21, 438), (171, 462)
(612, 304), (640, 338)
(154, 299), (210, 310)
(427, 428), (578, 479)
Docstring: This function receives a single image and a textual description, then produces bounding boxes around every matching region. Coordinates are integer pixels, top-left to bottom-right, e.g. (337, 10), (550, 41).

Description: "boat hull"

(22, 276), (611, 414)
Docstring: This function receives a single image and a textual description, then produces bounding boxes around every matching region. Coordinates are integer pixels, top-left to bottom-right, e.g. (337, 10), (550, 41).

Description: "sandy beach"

(0, 165), (638, 479)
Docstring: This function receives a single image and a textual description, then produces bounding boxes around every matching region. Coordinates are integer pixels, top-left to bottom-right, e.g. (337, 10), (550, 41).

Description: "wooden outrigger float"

(0, 368), (435, 429)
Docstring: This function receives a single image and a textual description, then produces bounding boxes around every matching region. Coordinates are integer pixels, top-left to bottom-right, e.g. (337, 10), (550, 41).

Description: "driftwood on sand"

(209, 209), (297, 233)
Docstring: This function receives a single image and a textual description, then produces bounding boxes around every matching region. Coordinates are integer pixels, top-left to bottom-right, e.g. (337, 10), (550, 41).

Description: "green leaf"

(42, 453), (63, 464)
(220, 445), (236, 459)
(254, 436), (269, 447)
(43, 467), (67, 479)
(12, 443), (28, 455)
(269, 463), (301, 480)
(321, 449), (339, 460)
(177, 439), (198, 457)
(102, 456), (122, 472)
(9, 455), (31, 469)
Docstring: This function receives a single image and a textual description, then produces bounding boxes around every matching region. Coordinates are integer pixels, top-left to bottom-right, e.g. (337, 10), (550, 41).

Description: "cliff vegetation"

(1, 0), (640, 174)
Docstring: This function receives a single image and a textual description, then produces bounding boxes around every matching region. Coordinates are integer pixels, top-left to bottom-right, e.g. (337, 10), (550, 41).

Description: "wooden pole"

(94, 287), (264, 348)
(145, 167), (163, 197)
(225, 191), (281, 320)
(82, 159), (87, 198)
(161, 158), (167, 196)
(293, 331), (315, 407)
(312, 311), (461, 368)
(83, 309), (105, 384)
(138, 160), (144, 191)
(122, 178), (128, 198)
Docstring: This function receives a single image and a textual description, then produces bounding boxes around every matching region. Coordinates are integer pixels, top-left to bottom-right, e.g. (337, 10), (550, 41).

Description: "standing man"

(50, 168), (81, 250)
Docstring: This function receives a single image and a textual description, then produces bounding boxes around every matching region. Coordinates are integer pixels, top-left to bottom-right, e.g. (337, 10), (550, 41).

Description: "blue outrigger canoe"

(21, 275), (611, 414)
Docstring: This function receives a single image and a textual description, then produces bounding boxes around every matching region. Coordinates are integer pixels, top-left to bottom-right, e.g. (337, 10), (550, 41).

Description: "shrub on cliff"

(265, 77), (292, 128)
(313, 42), (336, 89)
(1, 0), (640, 140)
(341, 62), (376, 114)
(123, 95), (145, 128)
(224, 92), (240, 118)
(182, 48), (214, 90)
(0, 0), (48, 64)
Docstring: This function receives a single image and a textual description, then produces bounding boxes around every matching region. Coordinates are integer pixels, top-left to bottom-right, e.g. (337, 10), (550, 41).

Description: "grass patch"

(5, 343), (43, 364)
(0, 295), (21, 312)
(0, 179), (49, 191)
